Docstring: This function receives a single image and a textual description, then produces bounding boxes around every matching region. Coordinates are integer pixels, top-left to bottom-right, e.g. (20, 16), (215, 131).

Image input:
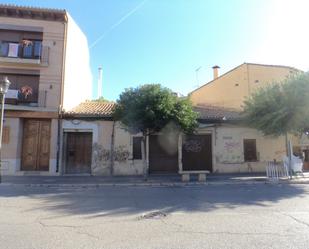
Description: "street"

(0, 183), (309, 249)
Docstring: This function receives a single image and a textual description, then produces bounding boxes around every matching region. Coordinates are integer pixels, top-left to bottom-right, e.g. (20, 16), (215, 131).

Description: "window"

(243, 139), (257, 161)
(21, 40), (42, 59)
(133, 137), (142, 160)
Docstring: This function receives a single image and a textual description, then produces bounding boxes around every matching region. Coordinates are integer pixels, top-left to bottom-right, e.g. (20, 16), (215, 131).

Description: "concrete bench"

(179, 170), (210, 182)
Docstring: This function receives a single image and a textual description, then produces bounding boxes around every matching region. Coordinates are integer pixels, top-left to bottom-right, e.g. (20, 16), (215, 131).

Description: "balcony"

(0, 72), (48, 107)
(0, 41), (49, 66)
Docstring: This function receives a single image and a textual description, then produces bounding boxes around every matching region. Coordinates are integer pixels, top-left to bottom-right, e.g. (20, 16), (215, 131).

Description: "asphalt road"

(0, 184), (308, 249)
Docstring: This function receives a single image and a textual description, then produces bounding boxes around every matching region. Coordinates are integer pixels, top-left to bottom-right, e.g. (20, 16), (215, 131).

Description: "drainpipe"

(56, 114), (61, 173)
(55, 14), (68, 174)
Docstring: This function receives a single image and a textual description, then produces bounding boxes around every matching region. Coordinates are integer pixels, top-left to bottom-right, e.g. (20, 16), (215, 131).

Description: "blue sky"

(1, 0), (309, 101)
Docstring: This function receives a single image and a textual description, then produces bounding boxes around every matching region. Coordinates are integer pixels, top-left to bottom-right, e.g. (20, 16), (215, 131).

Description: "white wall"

(62, 13), (92, 111)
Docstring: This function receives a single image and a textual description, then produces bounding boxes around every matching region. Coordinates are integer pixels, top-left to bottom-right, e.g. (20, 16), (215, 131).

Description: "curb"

(1, 180), (308, 188)
(0, 181), (283, 188)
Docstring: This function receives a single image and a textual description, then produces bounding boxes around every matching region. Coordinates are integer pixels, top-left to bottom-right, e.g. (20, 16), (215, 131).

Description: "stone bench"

(179, 170), (210, 182)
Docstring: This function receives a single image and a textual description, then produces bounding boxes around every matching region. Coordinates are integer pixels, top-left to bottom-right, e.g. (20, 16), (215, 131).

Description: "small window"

(243, 139), (257, 161)
(133, 137), (142, 160)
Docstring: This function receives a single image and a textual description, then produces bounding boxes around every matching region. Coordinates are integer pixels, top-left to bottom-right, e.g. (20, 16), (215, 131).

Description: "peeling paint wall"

(204, 124), (288, 173)
(61, 120), (144, 176)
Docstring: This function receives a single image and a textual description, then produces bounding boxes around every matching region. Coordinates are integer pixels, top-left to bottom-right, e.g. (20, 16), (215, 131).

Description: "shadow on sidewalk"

(0, 181), (307, 218)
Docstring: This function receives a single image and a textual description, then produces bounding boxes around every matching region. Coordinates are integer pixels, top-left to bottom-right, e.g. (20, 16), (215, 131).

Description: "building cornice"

(0, 4), (67, 22)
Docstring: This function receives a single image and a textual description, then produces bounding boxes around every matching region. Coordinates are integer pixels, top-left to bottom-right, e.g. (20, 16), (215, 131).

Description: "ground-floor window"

(243, 139), (257, 162)
(132, 136), (142, 160)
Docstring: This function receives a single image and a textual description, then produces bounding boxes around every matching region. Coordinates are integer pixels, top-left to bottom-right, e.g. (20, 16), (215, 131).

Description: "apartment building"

(0, 4), (92, 175)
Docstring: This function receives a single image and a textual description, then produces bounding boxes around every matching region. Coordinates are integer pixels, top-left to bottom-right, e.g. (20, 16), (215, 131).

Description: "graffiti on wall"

(217, 137), (243, 163)
(183, 139), (202, 153)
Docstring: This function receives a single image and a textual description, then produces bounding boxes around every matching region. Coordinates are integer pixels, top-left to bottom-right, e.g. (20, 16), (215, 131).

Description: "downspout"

(56, 13), (68, 174)
(110, 121), (115, 176)
(56, 114), (61, 173)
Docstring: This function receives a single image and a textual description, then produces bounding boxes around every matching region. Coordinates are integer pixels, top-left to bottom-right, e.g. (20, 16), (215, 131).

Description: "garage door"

(149, 135), (178, 174)
(182, 134), (212, 172)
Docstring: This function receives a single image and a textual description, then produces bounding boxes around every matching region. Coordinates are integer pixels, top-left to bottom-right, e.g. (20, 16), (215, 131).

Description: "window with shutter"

(243, 139), (257, 162)
(133, 137), (142, 160)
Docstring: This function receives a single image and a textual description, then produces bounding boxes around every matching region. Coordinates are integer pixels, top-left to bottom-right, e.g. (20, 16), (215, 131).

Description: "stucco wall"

(190, 64), (248, 109)
(61, 120), (144, 176)
(112, 123), (144, 176)
(204, 124), (288, 173)
(1, 118), (22, 175)
(190, 64), (297, 110)
(62, 14), (92, 111)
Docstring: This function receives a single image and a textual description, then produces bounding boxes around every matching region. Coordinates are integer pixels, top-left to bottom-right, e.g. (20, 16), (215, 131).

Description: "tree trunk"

(285, 133), (292, 178)
(110, 121), (115, 176)
(141, 133), (148, 180)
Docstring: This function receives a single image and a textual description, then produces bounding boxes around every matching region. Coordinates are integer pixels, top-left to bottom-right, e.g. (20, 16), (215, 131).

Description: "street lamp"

(0, 76), (11, 180)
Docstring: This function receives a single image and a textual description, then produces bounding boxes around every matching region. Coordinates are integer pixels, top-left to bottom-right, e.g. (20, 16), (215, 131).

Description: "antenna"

(97, 66), (103, 99)
(194, 66), (202, 88)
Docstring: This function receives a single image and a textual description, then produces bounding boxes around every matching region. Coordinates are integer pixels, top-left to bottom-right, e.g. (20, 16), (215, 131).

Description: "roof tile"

(194, 105), (241, 121)
(65, 101), (115, 117)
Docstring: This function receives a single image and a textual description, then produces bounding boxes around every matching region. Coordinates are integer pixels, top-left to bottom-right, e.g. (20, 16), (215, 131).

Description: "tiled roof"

(64, 101), (116, 118)
(64, 101), (240, 121)
(194, 105), (241, 121)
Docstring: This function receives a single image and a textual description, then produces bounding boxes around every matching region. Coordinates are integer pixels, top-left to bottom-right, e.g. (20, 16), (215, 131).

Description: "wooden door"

(21, 119), (51, 171)
(182, 134), (213, 172)
(65, 132), (92, 174)
(149, 135), (178, 174)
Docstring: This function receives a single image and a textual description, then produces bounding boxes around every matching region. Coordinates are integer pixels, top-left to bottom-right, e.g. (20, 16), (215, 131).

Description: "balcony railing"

(5, 88), (44, 107)
(0, 41), (49, 65)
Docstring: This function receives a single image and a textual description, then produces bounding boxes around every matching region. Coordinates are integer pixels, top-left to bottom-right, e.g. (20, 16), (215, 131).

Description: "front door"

(182, 134), (213, 172)
(149, 134), (178, 174)
(21, 119), (51, 171)
(65, 132), (92, 174)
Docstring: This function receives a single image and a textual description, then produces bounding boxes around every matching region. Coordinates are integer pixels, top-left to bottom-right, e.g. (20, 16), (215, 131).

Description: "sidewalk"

(1, 172), (308, 187)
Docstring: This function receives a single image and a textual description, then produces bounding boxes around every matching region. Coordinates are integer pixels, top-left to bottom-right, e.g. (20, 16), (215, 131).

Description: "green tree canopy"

(113, 84), (198, 135)
(93, 96), (111, 102)
(243, 72), (309, 136)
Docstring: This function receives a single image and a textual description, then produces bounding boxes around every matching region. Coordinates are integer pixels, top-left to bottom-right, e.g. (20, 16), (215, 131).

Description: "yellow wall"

(190, 63), (298, 110)
(198, 124), (288, 173)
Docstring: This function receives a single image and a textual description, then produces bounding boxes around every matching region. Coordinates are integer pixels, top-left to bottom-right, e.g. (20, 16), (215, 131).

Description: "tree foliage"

(243, 72), (309, 136)
(113, 84), (198, 135)
(94, 96), (110, 102)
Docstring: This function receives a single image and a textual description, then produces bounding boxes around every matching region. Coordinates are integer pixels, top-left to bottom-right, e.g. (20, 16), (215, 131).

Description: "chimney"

(212, 65), (220, 79)
(97, 66), (103, 98)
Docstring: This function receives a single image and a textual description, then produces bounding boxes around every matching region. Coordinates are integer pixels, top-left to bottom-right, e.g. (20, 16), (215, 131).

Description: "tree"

(243, 72), (309, 174)
(243, 72), (309, 137)
(113, 84), (198, 176)
(94, 96), (110, 102)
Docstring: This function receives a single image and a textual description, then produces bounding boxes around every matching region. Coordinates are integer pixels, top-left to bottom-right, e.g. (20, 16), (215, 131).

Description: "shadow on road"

(0, 184), (307, 217)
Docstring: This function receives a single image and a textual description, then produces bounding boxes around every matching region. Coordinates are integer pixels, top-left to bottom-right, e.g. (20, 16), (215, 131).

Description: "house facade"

(59, 63), (306, 176)
(0, 5), (92, 175)
(190, 63), (305, 172)
(60, 100), (296, 175)
(61, 101), (144, 175)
